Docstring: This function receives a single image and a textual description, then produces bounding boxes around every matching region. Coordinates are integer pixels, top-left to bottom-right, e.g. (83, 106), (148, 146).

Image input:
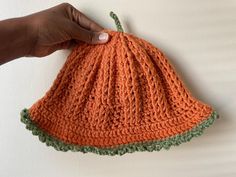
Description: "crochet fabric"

(20, 13), (219, 156)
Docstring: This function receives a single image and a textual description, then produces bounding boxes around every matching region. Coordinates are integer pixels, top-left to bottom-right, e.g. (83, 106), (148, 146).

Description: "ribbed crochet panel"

(21, 30), (218, 154)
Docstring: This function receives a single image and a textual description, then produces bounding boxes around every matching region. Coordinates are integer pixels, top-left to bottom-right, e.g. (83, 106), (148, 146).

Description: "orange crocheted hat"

(20, 12), (219, 155)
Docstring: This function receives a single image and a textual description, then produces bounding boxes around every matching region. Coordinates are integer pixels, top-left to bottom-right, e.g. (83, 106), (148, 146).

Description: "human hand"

(24, 3), (109, 57)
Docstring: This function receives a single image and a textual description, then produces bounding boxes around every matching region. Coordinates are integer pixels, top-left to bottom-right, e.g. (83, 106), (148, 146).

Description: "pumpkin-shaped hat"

(20, 12), (219, 156)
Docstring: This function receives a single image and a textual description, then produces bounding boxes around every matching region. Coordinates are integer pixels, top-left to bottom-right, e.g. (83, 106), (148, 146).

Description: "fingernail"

(98, 33), (109, 41)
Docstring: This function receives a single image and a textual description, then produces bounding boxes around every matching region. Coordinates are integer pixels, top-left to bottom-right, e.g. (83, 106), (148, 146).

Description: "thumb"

(69, 22), (109, 44)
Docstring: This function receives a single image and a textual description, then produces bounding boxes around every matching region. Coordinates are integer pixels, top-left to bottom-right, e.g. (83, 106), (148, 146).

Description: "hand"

(24, 3), (109, 57)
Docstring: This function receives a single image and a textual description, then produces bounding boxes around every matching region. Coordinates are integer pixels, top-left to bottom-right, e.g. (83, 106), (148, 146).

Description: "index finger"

(67, 5), (104, 32)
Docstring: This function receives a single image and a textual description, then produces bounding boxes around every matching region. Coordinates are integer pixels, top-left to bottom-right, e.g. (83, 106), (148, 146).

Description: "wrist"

(0, 16), (37, 64)
(17, 16), (37, 57)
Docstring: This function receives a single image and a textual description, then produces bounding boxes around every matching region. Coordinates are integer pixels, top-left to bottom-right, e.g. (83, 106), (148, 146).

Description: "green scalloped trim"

(20, 109), (219, 156)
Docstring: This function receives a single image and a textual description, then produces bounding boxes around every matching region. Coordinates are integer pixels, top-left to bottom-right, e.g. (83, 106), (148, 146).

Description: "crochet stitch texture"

(20, 12), (219, 155)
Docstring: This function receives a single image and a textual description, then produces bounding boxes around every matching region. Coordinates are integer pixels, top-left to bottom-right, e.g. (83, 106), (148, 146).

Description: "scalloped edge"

(20, 108), (219, 156)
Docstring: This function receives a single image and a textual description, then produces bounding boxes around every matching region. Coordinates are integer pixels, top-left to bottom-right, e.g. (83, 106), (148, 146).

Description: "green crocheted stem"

(20, 109), (219, 156)
(110, 11), (124, 32)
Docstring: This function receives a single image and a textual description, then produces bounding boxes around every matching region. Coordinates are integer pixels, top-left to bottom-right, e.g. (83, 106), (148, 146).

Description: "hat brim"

(20, 108), (218, 156)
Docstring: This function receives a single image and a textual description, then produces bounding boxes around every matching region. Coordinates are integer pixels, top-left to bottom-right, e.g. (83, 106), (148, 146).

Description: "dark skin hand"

(0, 3), (109, 65)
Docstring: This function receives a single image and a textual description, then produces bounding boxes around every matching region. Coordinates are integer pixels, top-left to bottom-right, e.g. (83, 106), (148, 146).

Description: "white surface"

(0, 0), (236, 177)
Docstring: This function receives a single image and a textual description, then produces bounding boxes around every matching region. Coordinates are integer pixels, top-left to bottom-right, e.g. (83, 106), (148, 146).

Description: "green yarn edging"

(20, 109), (219, 156)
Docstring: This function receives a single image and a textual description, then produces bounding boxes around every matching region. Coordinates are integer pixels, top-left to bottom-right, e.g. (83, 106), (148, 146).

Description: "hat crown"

(29, 30), (212, 140)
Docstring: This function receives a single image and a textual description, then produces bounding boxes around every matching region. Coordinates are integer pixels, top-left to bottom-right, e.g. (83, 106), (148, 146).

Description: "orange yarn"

(27, 29), (214, 148)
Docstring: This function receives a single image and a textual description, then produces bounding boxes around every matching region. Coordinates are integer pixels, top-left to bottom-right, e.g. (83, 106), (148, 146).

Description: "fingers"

(68, 21), (109, 44)
(54, 40), (77, 50)
(66, 4), (104, 32)
(44, 40), (77, 56)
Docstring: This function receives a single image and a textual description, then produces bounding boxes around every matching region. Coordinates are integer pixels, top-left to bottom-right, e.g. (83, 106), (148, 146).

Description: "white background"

(0, 0), (236, 177)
